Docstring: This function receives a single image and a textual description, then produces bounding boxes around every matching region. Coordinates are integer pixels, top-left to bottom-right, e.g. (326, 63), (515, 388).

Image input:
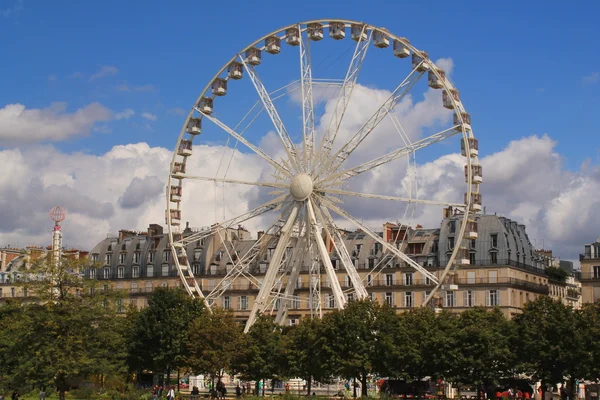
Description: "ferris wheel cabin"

(307, 23), (324, 41)
(373, 30), (390, 48)
(228, 62), (243, 80)
(197, 97), (213, 114)
(412, 51), (429, 72)
(443, 89), (460, 109)
(465, 220), (479, 239)
(172, 162), (186, 179)
(212, 78), (227, 96)
(329, 21), (346, 39)
(265, 36), (281, 54)
(393, 38), (410, 58)
(285, 27), (300, 46)
(465, 193), (483, 212)
(186, 118), (201, 135)
(178, 140), (193, 157)
(465, 164), (483, 184)
(428, 68), (445, 89)
(461, 138), (479, 157)
(170, 185), (182, 203)
(455, 247), (471, 266)
(351, 24), (367, 41)
(245, 47), (262, 65)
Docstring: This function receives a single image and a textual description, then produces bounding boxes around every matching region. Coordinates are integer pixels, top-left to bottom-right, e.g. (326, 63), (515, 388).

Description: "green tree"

(127, 287), (204, 385)
(395, 308), (458, 391)
(450, 307), (516, 398)
(514, 297), (582, 399)
(233, 314), (283, 395)
(186, 308), (245, 381)
(282, 316), (333, 395)
(0, 257), (127, 400)
(320, 299), (386, 397)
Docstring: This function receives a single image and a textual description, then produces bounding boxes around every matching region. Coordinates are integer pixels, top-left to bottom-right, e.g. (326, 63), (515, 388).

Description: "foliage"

(544, 266), (569, 283)
(233, 314), (283, 394)
(449, 307), (516, 393)
(0, 256), (128, 400)
(281, 316), (332, 395)
(579, 302), (600, 380)
(127, 287), (204, 380)
(186, 307), (245, 378)
(319, 299), (388, 397)
(514, 297), (582, 398)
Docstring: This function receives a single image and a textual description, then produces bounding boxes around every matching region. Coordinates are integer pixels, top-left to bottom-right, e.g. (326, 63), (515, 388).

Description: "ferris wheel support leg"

(315, 202), (369, 299)
(274, 234), (307, 325)
(306, 200), (346, 309)
(244, 203), (300, 333)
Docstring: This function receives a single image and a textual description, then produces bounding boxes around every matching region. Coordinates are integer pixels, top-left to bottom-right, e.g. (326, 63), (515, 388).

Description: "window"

(354, 244), (362, 255)
(163, 250), (171, 263)
(274, 298), (280, 310)
(118, 266), (125, 278)
(464, 290), (473, 307)
(11, 288), (15, 297)
(292, 295), (300, 309)
(331, 259), (339, 270)
(105, 254), (112, 265)
(192, 264), (200, 275)
(267, 248), (274, 261)
(491, 234), (498, 248)
(425, 276), (432, 285)
(134, 252), (140, 264)
(259, 263), (267, 274)
(369, 292), (376, 302)
(347, 293), (354, 302)
(328, 295), (335, 309)
(470, 239), (476, 249)
(239, 296), (248, 310)
(445, 291), (455, 307)
(491, 252), (498, 264)
(89, 269), (96, 279)
(344, 275), (352, 288)
(119, 253), (126, 264)
(368, 258), (375, 269)
(147, 265), (154, 277)
(103, 284), (109, 291)
(103, 267), (111, 279)
(161, 264), (169, 277)
(384, 292), (394, 306)
(367, 274), (372, 286)
(403, 292), (413, 308)
(448, 237), (455, 250)
(132, 266), (140, 278)
(296, 277), (302, 289)
(131, 282), (138, 293)
(92, 254), (99, 263)
(594, 266), (600, 279)
(117, 299), (124, 314)
(194, 248), (202, 261)
(385, 273), (394, 286)
(489, 270), (498, 284)
(487, 289), (499, 306)
(223, 296), (231, 309)
(469, 252), (476, 265)
(403, 273), (413, 286)
(467, 271), (476, 284)
(149, 252), (155, 263)
(449, 220), (456, 234)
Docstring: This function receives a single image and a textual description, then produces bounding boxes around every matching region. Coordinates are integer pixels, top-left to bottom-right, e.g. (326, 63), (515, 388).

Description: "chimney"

(257, 231), (264, 240)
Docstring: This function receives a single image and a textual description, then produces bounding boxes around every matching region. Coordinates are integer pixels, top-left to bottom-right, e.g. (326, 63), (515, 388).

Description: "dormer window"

(163, 250), (171, 262)
(92, 254), (99, 263)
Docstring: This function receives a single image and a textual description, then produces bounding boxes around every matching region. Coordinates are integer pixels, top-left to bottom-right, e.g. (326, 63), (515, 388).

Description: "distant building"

(580, 238), (600, 304)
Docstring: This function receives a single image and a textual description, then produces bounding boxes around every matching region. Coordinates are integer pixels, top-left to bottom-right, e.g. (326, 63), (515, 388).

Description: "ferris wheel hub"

(289, 173), (314, 201)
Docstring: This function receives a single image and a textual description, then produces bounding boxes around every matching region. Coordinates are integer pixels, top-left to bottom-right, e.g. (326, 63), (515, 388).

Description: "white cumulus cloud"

(141, 112), (157, 121)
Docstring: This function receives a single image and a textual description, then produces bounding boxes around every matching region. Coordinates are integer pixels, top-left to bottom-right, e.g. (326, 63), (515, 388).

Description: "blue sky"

(2, 0), (599, 165)
(1, 0), (599, 259)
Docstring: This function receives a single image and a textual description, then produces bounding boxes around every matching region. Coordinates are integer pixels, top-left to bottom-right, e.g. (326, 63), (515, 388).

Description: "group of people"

(151, 385), (176, 400)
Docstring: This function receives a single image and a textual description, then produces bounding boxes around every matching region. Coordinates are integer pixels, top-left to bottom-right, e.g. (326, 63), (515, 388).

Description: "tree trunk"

(255, 381), (260, 396)
(307, 376), (312, 396)
(568, 377), (577, 400)
(262, 379), (266, 396)
(361, 374), (368, 398)
(177, 370), (180, 392)
(353, 377), (357, 399)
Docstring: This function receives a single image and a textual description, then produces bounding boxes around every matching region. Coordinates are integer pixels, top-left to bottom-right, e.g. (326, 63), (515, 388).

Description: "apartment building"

(580, 238), (600, 304)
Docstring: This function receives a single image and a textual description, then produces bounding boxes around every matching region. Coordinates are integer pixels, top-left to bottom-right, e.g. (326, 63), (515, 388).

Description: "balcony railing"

(580, 253), (600, 261)
(579, 272), (600, 281)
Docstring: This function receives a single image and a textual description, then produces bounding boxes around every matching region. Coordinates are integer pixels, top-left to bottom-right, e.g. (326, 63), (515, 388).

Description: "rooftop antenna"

(49, 206), (66, 267)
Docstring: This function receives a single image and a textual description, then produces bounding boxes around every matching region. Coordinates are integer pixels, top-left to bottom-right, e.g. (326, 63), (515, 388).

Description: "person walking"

(167, 386), (175, 400)
(10, 390), (18, 400)
(38, 388), (46, 400)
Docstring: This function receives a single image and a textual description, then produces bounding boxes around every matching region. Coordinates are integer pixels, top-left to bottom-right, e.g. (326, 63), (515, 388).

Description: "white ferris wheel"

(166, 19), (481, 332)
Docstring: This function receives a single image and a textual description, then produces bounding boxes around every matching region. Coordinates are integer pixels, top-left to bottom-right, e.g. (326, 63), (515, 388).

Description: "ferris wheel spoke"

(319, 124), (460, 185)
(311, 198), (368, 299)
(275, 231), (308, 324)
(199, 111), (293, 179)
(299, 26), (315, 173)
(320, 187), (464, 208)
(181, 194), (290, 245)
(240, 57), (300, 172)
(314, 63), (426, 179)
(313, 25), (372, 172)
(306, 199), (346, 309)
(245, 202), (300, 332)
(183, 175), (289, 190)
(317, 194), (439, 284)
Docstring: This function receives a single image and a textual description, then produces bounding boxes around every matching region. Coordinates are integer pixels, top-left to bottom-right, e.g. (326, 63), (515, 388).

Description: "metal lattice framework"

(165, 20), (482, 332)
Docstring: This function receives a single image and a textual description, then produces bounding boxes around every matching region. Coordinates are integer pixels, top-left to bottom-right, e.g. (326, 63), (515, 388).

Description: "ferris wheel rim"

(166, 18), (480, 313)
